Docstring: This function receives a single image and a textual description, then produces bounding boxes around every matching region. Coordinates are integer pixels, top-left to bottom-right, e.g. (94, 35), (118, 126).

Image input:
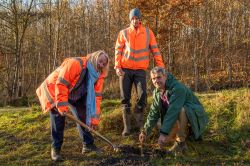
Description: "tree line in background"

(0, 0), (249, 106)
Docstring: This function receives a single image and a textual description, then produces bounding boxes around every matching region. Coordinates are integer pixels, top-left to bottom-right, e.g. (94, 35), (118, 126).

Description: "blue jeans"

(50, 98), (94, 150)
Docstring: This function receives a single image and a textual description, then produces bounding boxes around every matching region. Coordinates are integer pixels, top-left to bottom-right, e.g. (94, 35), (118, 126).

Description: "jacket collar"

(165, 73), (176, 90)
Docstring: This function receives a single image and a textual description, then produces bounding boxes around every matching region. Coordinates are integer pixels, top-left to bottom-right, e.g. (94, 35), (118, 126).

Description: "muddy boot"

(82, 144), (103, 154)
(134, 107), (144, 131)
(169, 141), (188, 154)
(51, 148), (63, 161)
(122, 109), (131, 137)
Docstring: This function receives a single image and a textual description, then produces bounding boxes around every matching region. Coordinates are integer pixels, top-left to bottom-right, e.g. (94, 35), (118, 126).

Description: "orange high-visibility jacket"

(115, 24), (165, 70)
(36, 57), (105, 125)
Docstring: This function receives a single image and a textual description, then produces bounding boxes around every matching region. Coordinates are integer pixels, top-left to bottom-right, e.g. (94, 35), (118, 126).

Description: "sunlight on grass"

(0, 88), (249, 165)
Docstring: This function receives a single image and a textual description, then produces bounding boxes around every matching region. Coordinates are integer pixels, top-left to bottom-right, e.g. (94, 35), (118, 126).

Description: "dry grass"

(0, 88), (249, 165)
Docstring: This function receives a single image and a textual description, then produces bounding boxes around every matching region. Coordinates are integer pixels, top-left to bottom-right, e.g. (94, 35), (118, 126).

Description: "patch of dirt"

(97, 145), (167, 166)
(98, 156), (149, 166)
(244, 140), (250, 149)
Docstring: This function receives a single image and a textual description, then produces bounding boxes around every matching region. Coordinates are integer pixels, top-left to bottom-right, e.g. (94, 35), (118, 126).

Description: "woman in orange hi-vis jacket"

(115, 8), (165, 137)
(36, 50), (109, 161)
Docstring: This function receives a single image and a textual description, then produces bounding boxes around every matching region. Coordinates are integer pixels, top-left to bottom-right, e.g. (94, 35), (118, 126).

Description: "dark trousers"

(119, 68), (147, 112)
(50, 97), (93, 150)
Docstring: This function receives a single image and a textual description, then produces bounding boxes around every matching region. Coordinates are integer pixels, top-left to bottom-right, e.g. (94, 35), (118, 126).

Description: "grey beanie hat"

(129, 8), (141, 20)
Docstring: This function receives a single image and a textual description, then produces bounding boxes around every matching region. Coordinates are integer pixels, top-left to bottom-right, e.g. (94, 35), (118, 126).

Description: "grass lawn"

(0, 88), (249, 165)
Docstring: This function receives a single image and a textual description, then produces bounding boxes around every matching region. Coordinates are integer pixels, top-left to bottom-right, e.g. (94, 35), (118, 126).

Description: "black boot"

(122, 108), (131, 137)
(51, 148), (63, 161)
(82, 144), (102, 154)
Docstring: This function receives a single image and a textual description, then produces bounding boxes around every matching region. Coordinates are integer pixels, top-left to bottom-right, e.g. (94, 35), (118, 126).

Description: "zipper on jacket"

(133, 28), (138, 69)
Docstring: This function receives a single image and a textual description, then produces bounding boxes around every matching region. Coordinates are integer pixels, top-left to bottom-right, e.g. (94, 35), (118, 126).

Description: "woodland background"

(0, 0), (249, 106)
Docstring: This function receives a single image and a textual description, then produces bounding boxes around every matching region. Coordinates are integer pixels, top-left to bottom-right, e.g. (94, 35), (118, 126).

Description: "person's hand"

(139, 131), (146, 143)
(116, 68), (125, 76)
(90, 124), (98, 131)
(158, 134), (167, 148)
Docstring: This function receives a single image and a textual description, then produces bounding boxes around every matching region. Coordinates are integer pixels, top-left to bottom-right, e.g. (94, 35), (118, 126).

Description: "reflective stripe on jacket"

(115, 24), (165, 70)
(36, 57), (105, 125)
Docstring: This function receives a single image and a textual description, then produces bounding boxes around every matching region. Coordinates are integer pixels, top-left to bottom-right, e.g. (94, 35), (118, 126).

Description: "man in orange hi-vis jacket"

(115, 8), (165, 136)
(36, 50), (109, 161)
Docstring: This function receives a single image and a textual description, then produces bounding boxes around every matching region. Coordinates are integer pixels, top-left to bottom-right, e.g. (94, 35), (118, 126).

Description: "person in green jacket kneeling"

(139, 67), (208, 154)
